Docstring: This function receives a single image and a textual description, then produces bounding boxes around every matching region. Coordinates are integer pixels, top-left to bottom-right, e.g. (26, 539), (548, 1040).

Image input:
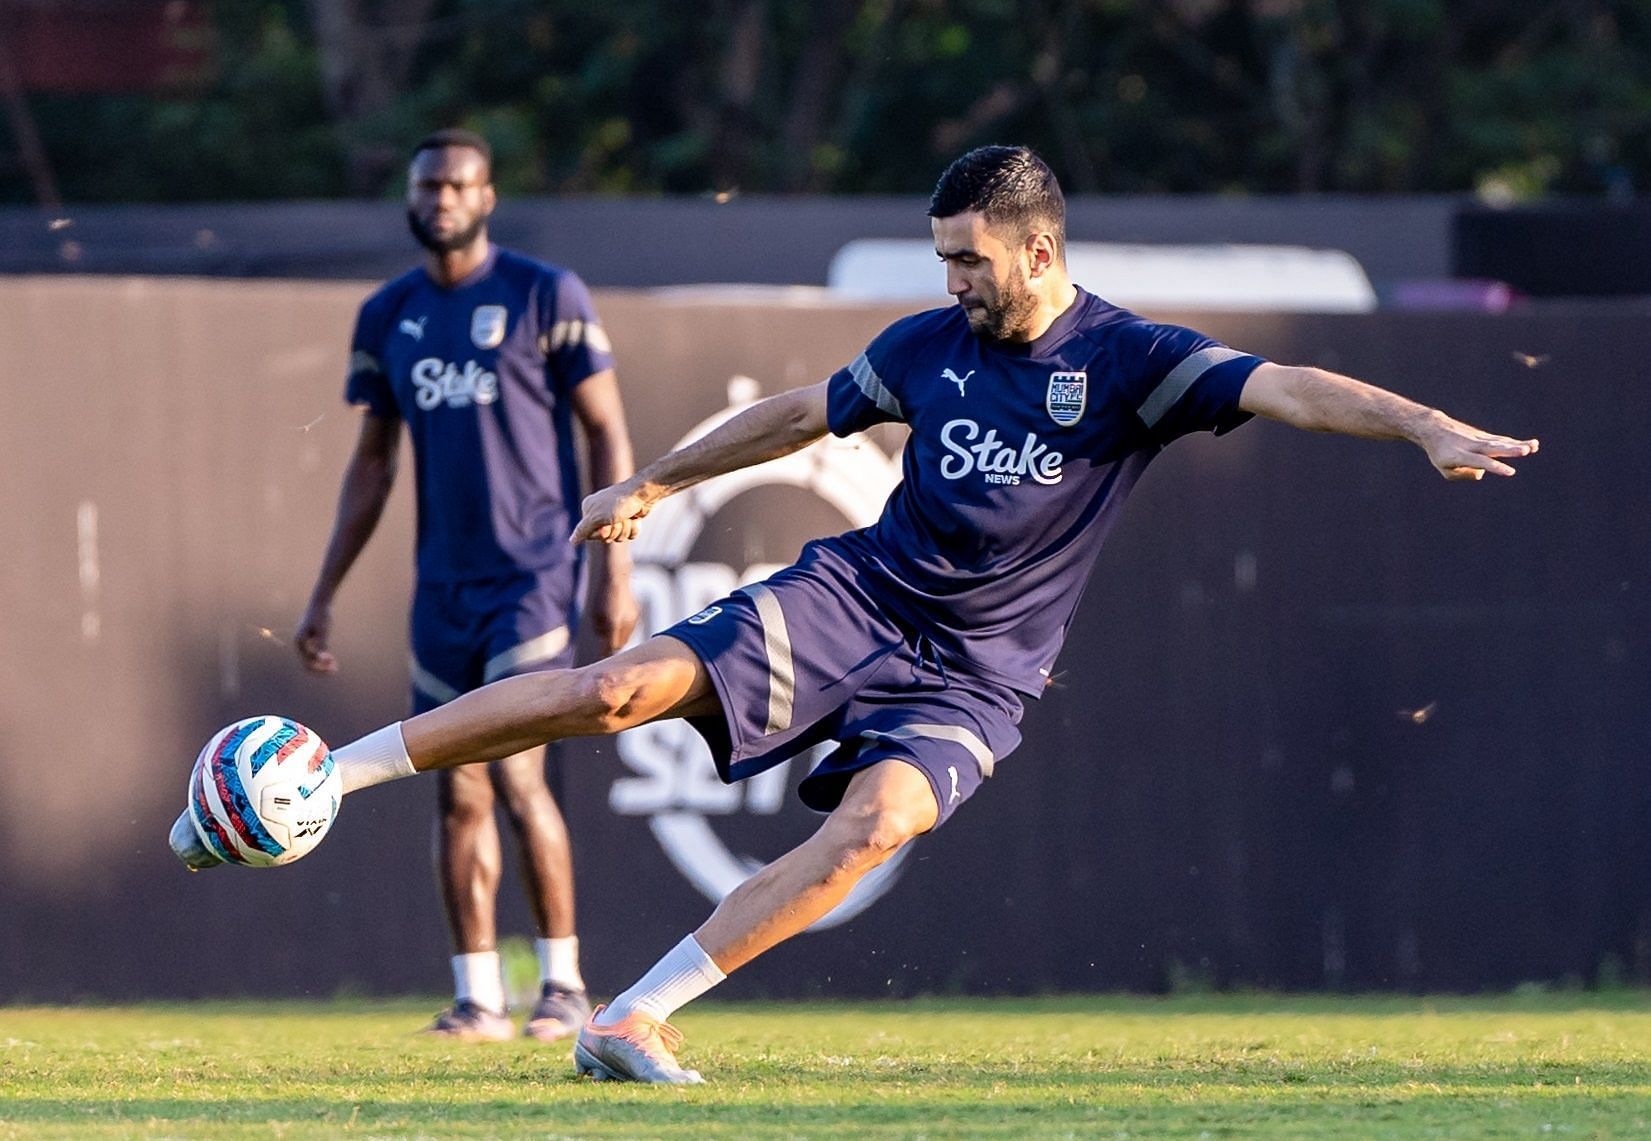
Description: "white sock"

(596, 934), (725, 1025)
(536, 936), (584, 992)
(452, 951), (506, 1014)
(334, 723), (415, 794)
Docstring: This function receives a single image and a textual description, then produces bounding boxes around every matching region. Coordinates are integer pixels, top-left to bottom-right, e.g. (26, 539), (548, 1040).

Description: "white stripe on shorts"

(737, 581), (795, 735)
(483, 625), (570, 682)
(410, 657), (461, 706)
(1137, 346), (1246, 429)
(860, 722), (996, 779)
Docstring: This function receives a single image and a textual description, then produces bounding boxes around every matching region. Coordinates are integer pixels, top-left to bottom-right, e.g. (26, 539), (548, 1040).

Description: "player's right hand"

(572, 481), (654, 544)
(294, 604), (339, 674)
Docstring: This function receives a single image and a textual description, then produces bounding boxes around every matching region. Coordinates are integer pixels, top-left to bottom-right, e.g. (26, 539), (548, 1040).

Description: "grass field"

(3, 993), (1650, 1138)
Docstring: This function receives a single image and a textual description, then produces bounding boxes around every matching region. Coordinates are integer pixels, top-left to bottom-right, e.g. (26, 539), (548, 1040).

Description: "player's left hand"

(1421, 416), (1539, 481)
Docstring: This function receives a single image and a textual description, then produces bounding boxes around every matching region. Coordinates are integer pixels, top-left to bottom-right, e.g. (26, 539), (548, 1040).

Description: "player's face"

(406, 146), (495, 254)
(932, 212), (1039, 342)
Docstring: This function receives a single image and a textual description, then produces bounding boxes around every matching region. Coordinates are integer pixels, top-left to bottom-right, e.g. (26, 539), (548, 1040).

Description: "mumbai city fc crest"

(470, 305), (508, 350)
(1046, 371), (1087, 427)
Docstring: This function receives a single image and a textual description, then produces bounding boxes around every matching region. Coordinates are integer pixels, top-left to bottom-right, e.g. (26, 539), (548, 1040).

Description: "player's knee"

(437, 769), (494, 825)
(493, 782), (547, 827)
(828, 765), (936, 860)
(580, 658), (685, 733)
(824, 799), (924, 878)
(489, 757), (546, 804)
(573, 664), (635, 733)
(494, 774), (561, 833)
(863, 800), (928, 855)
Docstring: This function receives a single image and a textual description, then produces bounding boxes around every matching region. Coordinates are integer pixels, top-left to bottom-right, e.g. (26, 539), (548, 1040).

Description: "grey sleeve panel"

(1137, 346), (1246, 428)
(849, 353), (905, 421)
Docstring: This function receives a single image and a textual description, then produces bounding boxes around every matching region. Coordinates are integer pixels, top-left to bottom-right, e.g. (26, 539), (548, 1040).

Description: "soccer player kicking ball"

(193, 145), (1538, 1083)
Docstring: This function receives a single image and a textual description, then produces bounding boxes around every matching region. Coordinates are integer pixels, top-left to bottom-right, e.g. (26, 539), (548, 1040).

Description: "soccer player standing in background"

(292, 130), (638, 1042)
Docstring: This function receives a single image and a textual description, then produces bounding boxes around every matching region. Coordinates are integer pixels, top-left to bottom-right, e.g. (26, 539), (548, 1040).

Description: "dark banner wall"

(0, 279), (1645, 1001)
(1456, 203), (1651, 298)
(0, 196), (1457, 286)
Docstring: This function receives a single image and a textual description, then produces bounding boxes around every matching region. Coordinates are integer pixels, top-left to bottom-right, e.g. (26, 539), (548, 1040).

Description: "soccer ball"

(184, 715), (341, 867)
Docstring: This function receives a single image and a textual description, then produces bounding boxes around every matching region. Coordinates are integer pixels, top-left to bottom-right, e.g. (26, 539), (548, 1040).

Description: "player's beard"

(970, 273), (1040, 343)
(407, 208), (487, 254)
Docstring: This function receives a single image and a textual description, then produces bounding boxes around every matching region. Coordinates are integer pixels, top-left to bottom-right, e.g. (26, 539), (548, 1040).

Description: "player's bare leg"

(400, 636), (717, 772)
(489, 746), (592, 1041)
(574, 760), (938, 1083)
(490, 747), (575, 941)
(695, 760), (938, 969)
(438, 763), (504, 953)
(424, 761), (513, 1041)
(327, 636), (716, 800)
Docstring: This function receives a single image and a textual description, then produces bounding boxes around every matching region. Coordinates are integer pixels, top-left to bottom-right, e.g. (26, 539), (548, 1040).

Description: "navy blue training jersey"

(346, 246), (614, 582)
(825, 287), (1264, 698)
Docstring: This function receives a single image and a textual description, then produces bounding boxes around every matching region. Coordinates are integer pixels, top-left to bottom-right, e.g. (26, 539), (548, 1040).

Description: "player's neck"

(425, 238), (493, 288)
(1014, 277), (1080, 345)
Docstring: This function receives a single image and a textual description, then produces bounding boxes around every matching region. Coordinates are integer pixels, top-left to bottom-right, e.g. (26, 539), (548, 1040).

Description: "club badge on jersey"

(1046, 370), (1087, 427)
(470, 305), (508, 350)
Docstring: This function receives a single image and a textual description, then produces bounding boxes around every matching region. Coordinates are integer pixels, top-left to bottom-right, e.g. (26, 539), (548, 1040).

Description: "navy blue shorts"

(410, 567), (576, 713)
(662, 540), (1024, 828)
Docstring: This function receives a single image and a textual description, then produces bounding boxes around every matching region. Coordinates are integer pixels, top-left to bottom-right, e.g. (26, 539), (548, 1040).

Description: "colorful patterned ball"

(185, 716), (340, 867)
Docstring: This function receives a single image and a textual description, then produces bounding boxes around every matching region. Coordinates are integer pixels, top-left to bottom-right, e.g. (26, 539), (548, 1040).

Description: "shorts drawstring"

(914, 633), (950, 689)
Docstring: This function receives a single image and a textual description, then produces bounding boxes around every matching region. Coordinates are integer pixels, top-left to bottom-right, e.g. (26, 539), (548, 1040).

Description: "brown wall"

(0, 278), (1645, 1000)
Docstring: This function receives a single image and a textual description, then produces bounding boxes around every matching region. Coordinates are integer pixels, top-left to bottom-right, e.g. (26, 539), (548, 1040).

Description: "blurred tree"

(2, 0), (1647, 202)
(307, 0), (441, 194)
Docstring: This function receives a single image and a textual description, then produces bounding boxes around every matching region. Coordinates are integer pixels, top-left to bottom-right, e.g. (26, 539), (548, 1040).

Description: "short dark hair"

(411, 128), (492, 174)
(928, 145), (1065, 254)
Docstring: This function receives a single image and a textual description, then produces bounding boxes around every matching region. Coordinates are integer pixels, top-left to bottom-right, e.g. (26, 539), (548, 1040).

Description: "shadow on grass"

(6, 1061), (1651, 1128)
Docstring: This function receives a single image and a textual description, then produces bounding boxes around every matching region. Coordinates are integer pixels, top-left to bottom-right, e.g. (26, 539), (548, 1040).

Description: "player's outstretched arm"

(1238, 363), (1539, 481)
(573, 381), (831, 543)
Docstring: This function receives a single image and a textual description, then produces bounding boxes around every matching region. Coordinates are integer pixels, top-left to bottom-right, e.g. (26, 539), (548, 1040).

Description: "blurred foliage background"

(4, 0), (1649, 203)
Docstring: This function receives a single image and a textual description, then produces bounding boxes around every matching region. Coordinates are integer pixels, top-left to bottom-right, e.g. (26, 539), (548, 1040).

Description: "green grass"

(3, 994), (1651, 1137)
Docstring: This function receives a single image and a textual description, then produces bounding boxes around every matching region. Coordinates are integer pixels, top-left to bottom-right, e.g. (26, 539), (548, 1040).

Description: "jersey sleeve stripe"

(848, 353), (905, 421)
(349, 349), (382, 376)
(860, 723), (997, 778)
(737, 582), (796, 735)
(482, 625), (571, 682)
(1137, 346), (1246, 428)
(541, 319), (613, 355)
